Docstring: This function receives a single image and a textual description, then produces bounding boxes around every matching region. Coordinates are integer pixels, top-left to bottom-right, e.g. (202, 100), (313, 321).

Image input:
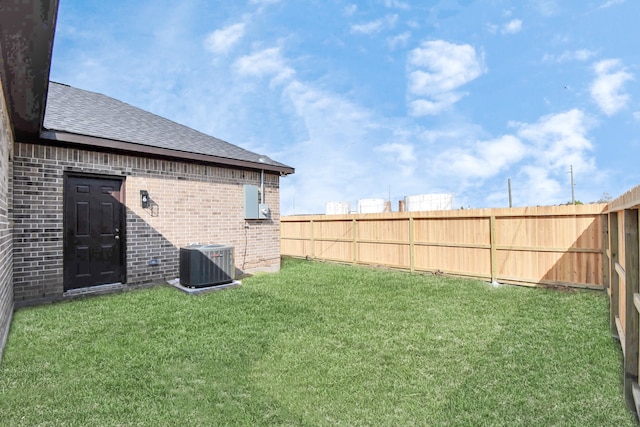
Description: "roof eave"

(40, 129), (295, 175)
(0, 0), (59, 137)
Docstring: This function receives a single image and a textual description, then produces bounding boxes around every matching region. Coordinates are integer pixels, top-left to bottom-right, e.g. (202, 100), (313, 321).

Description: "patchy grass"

(0, 258), (634, 426)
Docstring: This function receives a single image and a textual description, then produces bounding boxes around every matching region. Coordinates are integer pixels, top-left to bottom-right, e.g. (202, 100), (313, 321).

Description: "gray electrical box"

(244, 185), (259, 219)
(245, 184), (270, 219)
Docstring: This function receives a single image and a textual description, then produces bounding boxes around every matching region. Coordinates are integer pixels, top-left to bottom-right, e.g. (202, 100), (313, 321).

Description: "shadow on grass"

(439, 290), (632, 426)
(1, 284), (315, 425)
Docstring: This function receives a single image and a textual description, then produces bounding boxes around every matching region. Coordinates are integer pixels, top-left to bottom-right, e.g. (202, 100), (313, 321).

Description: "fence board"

(314, 240), (352, 262)
(624, 209), (639, 412)
(281, 239), (311, 258)
(414, 217), (490, 246)
(280, 220), (312, 239)
(620, 211), (628, 337)
(414, 245), (490, 277)
(610, 212), (620, 337)
(315, 220), (353, 241)
(358, 241), (410, 268)
(357, 218), (409, 242)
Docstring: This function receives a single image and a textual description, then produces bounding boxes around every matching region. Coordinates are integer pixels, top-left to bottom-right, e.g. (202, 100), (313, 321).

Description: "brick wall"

(0, 80), (14, 359)
(12, 142), (282, 304)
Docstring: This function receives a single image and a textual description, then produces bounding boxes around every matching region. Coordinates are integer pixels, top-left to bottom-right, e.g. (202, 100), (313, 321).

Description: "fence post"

(490, 215), (497, 283)
(409, 216), (415, 273)
(603, 213), (610, 292)
(352, 218), (357, 264)
(310, 219), (315, 259)
(624, 208), (639, 414)
(610, 212), (620, 339)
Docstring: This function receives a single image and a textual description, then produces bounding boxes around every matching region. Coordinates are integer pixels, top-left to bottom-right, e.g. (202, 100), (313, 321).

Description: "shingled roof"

(41, 82), (294, 175)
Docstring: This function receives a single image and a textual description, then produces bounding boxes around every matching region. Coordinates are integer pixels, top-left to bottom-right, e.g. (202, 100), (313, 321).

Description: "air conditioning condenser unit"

(179, 244), (234, 288)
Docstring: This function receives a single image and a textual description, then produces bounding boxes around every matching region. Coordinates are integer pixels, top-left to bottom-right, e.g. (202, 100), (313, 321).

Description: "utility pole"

(570, 165), (575, 205)
(508, 178), (512, 208)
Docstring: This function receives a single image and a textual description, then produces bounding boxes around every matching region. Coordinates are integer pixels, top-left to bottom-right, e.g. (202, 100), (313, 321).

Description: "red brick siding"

(12, 142), (281, 304)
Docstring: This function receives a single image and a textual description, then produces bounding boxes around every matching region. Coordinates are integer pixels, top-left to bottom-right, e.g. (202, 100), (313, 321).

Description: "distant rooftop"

(42, 82), (294, 175)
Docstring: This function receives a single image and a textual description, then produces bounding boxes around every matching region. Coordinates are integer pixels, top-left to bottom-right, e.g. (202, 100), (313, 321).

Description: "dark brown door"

(64, 175), (125, 290)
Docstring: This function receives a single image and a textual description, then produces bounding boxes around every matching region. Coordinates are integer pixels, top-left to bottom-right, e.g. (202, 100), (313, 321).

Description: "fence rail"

(281, 204), (607, 289)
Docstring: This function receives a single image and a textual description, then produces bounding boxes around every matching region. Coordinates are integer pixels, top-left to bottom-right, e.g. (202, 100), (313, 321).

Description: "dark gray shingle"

(43, 82), (292, 172)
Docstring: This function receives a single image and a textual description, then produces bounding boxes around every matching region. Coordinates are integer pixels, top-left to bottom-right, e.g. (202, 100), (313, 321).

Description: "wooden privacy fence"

(281, 204), (607, 289)
(607, 184), (640, 414)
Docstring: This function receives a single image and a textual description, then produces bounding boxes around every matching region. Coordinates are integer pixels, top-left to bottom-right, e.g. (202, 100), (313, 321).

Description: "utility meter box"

(259, 203), (270, 219)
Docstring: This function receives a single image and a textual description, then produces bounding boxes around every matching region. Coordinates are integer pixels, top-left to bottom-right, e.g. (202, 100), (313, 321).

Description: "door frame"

(62, 172), (127, 290)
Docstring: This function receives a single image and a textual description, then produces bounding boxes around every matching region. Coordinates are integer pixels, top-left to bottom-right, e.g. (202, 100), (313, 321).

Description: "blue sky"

(50, 0), (640, 214)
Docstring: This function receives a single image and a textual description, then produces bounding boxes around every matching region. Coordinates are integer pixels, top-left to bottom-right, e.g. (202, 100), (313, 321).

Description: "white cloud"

(384, 0), (410, 9)
(544, 49), (596, 63)
(419, 128), (468, 144)
(518, 166), (563, 203)
(409, 95), (462, 116)
(487, 18), (522, 35)
(234, 47), (295, 86)
(351, 20), (382, 35)
(407, 45), (483, 94)
(434, 135), (527, 180)
(509, 109), (596, 205)
(204, 23), (245, 54)
(387, 31), (410, 49)
(425, 110), (596, 206)
(502, 19), (522, 34)
(536, 1), (560, 16)
(280, 81), (385, 212)
(599, 0), (625, 8)
(514, 109), (594, 171)
(344, 4), (357, 15)
(571, 49), (596, 61)
(590, 59), (633, 116)
(485, 23), (499, 34)
(376, 142), (416, 167)
(351, 14), (398, 34)
(634, 111), (640, 122)
(407, 40), (485, 116)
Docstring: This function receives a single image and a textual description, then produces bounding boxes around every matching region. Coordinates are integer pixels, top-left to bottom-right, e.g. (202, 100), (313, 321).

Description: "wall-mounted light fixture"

(140, 190), (150, 208)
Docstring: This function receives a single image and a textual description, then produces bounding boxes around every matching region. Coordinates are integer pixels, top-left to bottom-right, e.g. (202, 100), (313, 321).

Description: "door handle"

(115, 235), (120, 240)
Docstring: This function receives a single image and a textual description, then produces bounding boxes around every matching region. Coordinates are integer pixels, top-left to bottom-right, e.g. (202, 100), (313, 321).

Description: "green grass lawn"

(0, 258), (635, 426)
